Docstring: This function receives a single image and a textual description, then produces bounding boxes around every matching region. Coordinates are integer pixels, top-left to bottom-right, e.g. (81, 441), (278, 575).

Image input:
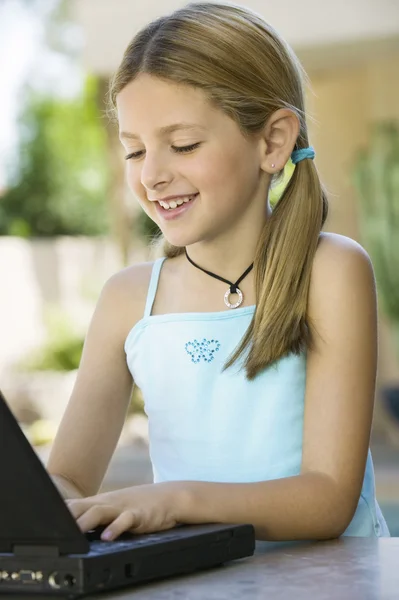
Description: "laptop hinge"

(13, 545), (60, 557)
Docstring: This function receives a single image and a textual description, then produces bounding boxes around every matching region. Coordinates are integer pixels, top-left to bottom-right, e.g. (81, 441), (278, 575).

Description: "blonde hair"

(109, 2), (328, 379)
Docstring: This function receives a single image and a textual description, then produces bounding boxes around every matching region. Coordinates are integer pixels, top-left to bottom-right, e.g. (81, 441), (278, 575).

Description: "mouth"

(157, 194), (198, 210)
(154, 193), (199, 220)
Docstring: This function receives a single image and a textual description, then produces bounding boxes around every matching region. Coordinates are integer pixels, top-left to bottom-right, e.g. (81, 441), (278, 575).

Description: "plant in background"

(0, 76), (110, 237)
(21, 310), (84, 372)
(20, 308), (145, 415)
(353, 122), (399, 361)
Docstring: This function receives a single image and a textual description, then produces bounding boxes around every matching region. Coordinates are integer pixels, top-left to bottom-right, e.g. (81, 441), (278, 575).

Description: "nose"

(140, 150), (172, 191)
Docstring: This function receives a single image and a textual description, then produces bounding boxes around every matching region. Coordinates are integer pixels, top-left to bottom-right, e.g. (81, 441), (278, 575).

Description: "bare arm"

(47, 264), (152, 498)
(175, 234), (378, 540)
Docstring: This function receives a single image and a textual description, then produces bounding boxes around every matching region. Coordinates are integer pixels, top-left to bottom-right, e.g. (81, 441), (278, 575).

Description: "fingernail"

(101, 530), (113, 541)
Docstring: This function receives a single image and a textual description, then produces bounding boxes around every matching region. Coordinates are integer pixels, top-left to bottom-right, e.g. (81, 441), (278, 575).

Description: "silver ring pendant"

(224, 287), (243, 309)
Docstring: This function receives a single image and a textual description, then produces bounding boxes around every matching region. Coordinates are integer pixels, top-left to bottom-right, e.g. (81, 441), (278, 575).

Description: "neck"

(185, 242), (254, 283)
(184, 203), (271, 282)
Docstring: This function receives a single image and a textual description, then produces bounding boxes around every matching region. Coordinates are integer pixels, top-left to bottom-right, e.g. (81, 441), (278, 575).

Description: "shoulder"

(310, 232), (375, 310)
(308, 232), (377, 343)
(313, 231), (373, 274)
(98, 260), (157, 334)
(105, 260), (155, 299)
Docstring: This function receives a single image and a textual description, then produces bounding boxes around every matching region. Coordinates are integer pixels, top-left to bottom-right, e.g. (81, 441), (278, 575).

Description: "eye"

(125, 150), (144, 161)
(124, 142), (201, 161)
(172, 142), (201, 154)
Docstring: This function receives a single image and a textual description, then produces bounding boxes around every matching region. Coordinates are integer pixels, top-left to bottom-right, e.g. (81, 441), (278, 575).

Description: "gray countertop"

(8, 537), (399, 599)
(87, 537), (399, 599)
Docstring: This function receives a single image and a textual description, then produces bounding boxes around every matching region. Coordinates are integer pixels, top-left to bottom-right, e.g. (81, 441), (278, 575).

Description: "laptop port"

(48, 572), (76, 589)
(63, 574), (76, 587)
(48, 573), (61, 589)
(48, 571), (61, 590)
(19, 570), (37, 584)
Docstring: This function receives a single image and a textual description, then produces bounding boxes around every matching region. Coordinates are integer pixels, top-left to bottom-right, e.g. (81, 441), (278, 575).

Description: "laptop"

(0, 390), (255, 597)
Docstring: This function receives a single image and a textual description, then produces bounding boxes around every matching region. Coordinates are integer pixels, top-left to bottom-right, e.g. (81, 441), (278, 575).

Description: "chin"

(161, 233), (190, 248)
(161, 229), (204, 249)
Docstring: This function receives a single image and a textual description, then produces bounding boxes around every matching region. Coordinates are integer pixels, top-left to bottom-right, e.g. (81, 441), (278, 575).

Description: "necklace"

(184, 248), (254, 309)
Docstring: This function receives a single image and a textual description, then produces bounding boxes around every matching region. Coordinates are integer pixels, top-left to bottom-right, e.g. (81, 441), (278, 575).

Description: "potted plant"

(353, 121), (399, 425)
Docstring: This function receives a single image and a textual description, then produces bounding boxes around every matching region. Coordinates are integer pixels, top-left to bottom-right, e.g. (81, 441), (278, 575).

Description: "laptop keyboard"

(84, 525), (233, 555)
(88, 533), (179, 555)
(89, 540), (145, 555)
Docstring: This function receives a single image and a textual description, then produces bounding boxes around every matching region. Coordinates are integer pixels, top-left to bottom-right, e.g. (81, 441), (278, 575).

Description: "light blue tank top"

(125, 257), (390, 537)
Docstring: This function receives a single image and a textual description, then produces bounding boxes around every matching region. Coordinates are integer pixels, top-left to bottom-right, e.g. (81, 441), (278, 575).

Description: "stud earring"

(271, 163), (275, 169)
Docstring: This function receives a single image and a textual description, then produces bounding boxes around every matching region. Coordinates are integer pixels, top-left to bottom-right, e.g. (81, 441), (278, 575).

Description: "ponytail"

(225, 153), (328, 378)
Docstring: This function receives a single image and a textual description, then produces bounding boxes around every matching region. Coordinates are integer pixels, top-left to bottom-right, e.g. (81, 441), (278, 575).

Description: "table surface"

(9, 537), (399, 600)
(103, 537), (398, 600)
(91, 537), (399, 600)
(93, 537), (399, 600)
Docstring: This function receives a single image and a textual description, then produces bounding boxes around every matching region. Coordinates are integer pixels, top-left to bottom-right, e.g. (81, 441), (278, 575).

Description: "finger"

(65, 498), (93, 520)
(66, 495), (110, 519)
(76, 504), (120, 533)
(101, 510), (141, 541)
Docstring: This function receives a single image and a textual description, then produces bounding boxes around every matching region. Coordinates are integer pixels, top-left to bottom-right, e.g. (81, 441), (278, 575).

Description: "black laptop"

(0, 390), (255, 597)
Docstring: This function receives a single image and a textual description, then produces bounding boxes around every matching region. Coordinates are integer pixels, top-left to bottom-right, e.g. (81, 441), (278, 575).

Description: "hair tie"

(291, 146), (315, 165)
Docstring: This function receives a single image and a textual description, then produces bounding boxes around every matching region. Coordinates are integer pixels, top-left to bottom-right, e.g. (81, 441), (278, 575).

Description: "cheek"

(202, 147), (256, 194)
(194, 151), (234, 191)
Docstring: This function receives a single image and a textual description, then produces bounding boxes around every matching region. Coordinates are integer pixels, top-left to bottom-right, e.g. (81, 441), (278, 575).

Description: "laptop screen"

(0, 390), (89, 554)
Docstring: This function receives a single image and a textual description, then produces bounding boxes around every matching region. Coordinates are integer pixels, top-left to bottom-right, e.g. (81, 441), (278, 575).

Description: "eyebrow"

(119, 123), (206, 140)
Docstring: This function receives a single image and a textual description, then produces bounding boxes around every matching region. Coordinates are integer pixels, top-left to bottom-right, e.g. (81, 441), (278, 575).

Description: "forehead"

(116, 74), (219, 137)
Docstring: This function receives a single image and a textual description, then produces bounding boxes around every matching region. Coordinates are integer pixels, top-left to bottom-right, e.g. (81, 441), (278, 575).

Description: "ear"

(258, 109), (300, 174)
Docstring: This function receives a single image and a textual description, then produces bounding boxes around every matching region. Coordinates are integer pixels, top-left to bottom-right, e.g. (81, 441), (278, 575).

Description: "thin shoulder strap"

(144, 257), (166, 317)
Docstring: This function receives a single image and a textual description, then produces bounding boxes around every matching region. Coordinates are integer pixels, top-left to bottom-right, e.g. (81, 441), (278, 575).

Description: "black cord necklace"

(184, 248), (254, 309)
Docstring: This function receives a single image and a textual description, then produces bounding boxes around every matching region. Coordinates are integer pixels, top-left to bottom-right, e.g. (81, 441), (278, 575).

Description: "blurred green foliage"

(21, 310), (84, 371)
(21, 308), (144, 414)
(353, 121), (399, 358)
(0, 76), (110, 237)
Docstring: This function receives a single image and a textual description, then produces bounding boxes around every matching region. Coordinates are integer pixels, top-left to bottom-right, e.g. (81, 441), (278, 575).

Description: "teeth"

(159, 194), (196, 210)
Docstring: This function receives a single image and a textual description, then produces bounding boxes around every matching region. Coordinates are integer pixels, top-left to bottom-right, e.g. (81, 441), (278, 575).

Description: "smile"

(158, 194), (198, 210)
(154, 193), (199, 220)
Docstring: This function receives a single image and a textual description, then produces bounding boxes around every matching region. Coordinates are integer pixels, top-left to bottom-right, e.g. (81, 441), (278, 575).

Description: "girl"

(47, 1), (390, 541)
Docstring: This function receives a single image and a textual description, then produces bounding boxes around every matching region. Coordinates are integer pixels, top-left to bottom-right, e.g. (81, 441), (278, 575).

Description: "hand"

(66, 482), (185, 541)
